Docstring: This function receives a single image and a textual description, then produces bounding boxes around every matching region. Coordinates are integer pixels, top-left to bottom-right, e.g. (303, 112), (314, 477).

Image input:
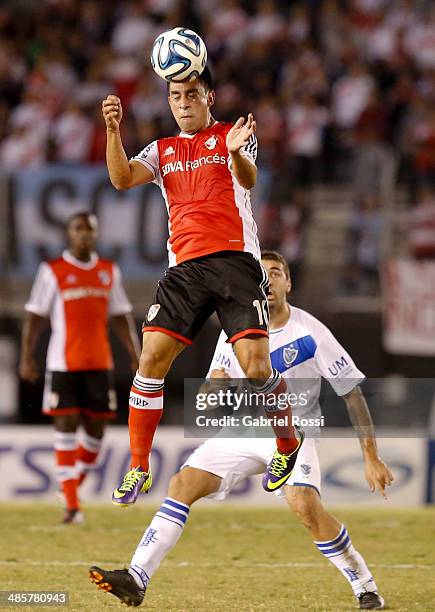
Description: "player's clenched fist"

(102, 95), (123, 131)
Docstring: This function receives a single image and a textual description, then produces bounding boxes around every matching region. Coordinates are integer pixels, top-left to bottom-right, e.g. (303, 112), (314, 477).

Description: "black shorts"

(42, 370), (117, 419)
(143, 251), (269, 344)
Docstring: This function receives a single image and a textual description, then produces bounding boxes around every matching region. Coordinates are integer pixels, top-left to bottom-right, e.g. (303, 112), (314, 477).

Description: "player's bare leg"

(92, 467), (220, 605)
(76, 413), (104, 487)
(234, 335), (304, 492)
(112, 331), (186, 506)
(285, 487), (384, 609)
(53, 413), (83, 524)
(167, 466), (222, 505)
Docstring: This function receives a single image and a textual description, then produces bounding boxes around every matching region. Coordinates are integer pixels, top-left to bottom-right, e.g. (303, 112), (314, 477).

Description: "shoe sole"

(111, 500), (130, 508)
(89, 567), (141, 607)
(89, 569), (114, 594)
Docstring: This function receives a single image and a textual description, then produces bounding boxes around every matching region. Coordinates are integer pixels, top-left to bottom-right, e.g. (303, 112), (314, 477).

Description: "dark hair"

(261, 250), (291, 281)
(198, 66), (213, 91)
(167, 65), (213, 92)
(66, 211), (97, 230)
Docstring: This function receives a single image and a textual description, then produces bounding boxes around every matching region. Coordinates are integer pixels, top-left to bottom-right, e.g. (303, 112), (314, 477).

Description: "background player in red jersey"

(19, 212), (140, 523)
(102, 67), (303, 506)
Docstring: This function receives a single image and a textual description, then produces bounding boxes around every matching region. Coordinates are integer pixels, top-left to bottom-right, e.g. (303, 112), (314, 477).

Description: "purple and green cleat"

(262, 428), (305, 492)
(112, 466), (152, 507)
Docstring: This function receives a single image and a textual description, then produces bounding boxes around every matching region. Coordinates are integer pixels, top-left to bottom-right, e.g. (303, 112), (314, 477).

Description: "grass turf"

(1, 504), (434, 611)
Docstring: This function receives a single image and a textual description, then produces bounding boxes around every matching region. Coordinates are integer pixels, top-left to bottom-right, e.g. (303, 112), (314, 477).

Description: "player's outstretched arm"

(226, 113), (257, 190)
(102, 95), (154, 190)
(342, 386), (394, 498)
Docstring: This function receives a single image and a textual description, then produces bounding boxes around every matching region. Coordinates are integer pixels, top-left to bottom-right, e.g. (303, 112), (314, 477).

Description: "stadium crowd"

(1, 0), (435, 289)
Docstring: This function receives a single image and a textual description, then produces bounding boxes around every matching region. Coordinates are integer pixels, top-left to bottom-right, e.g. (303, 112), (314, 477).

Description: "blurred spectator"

(111, 2), (155, 55)
(109, 55), (142, 109)
(287, 5), (311, 46)
(332, 61), (375, 129)
(52, 101), (93, 164)
(280, 44), (329, 100)
(285, 93), (329, 187)
(319, 0), (353, 63)
(247, 0), (287, 45)
(205, 0), (248, 55)
(385, 0), (420, 32)
(339, 194), (384, 295)
(130, 71), (166, 123)
(9, 90), (50, 138)
(0, 124), (45, 168)
(260, 169), (310, 288)
(353, 89), (395, 198)
(404, 7), (435, 71)
(408, 188), (435, 259)
(254, 95), (284, 166)
(76, 59), (111, 108)
(403, 102), (435, 192)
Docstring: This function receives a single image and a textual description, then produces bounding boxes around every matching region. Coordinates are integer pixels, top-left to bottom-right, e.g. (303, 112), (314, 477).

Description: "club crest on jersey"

(98, 270), (110, 285)
(300, 463), (311, 476)
(204, 135), (218, 150)
(283, 347), (298, 366)
(147, 303), (161, 322)
(164, 145), (175, 157)
(65, 274), (77, 284)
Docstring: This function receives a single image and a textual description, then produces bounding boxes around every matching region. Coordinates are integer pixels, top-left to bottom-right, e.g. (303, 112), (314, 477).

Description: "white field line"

(0, 560), (432, 570)
(23, 523), (293, 532)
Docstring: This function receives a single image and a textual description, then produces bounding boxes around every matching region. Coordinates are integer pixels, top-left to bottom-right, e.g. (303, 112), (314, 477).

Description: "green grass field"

(1, 504), (434, 611)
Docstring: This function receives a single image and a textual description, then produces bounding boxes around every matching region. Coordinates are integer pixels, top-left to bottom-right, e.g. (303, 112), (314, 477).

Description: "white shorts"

(182, 437), (321, 501)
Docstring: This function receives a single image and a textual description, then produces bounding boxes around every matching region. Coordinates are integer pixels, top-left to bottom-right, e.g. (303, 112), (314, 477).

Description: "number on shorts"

(252, 299), (269, 326)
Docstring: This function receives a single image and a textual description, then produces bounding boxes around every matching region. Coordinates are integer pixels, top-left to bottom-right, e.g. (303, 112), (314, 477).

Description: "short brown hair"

(261, 250), (291, 280)
(168, 66), (213, 92)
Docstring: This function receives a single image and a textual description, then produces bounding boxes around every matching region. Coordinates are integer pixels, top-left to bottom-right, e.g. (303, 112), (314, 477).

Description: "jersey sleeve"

(109, 264), (132, 315)
(313, 324), (365, 396)
(24, 262), (57, 317)
(206, 330), (239, 378)
(241, 133), (258, 164)
(130, 140), (160, 183)
(228, 132), (258, 177)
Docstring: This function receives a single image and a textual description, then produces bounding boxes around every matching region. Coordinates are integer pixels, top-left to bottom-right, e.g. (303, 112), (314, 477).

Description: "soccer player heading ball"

(102, 63), (303, 506)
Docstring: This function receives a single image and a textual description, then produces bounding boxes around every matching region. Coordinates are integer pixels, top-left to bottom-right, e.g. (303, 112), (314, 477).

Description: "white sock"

(76, 432), (102, 478)
(128, 497), (190, 589)
(53, 431), (78, 483)
(315, 525), (378, 596)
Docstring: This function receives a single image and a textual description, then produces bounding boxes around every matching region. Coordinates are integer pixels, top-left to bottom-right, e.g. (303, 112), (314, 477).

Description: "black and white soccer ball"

(151, 27), (207, 82)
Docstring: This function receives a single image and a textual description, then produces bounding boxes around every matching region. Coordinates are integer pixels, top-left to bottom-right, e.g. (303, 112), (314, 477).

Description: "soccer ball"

(151, 27), (207, 82)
